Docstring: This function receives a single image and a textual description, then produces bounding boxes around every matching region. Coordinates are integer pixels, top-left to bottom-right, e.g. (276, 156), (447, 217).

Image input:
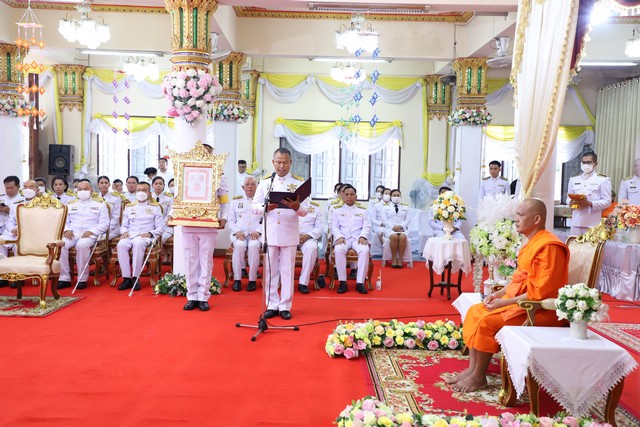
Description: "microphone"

(260, 172), (277, 224)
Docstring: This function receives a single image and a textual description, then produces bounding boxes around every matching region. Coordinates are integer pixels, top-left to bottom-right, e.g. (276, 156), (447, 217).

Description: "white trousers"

(161, 229), (174, 244)
(60, 236), (97, 281)
(183, 230), (217, 302)
(117, 236), (152, 278)
(334, 239), (370, 283)
(570, 226), (589, 236)
(264, 245), (296, 311)
(231, 238), (260, 281)
(299, 239), (318, 286)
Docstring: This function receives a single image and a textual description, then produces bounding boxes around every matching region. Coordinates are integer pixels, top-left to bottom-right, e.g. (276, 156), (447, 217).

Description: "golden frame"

(168, 140), (228, 228)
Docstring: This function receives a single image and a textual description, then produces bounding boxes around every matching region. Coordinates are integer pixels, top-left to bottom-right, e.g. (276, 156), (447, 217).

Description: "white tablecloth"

(496, 326), (638, 417)
(422, 236), (472, 275)
(452, 293), (482, 321)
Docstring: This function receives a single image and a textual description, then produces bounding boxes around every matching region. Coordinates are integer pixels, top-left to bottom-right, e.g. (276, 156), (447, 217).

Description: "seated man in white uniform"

(151, 176), (174, 244)
(298, 200), (324, 294)
(116, 182), (164, 291)
(228, 176), (262, 292)
(369, 187), (392, 256)
(58, 180), (110, 290)
(97, 175), (123, 240)
(0, 178), (37, 258)
(381, 189), (411, 268)
(618, 158), (640, 205)
(331, 184), (371, 294)
(429, 187), (465, 239)
(0, 176), (25, 288)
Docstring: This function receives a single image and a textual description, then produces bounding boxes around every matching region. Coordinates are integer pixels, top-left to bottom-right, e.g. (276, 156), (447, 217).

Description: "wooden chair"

(68, 203), (111, 287)
(0, 196), (67, 307)
(162, 236), (173, 266)
(326, 236), (374, 290)
(108, 239), (162, 288)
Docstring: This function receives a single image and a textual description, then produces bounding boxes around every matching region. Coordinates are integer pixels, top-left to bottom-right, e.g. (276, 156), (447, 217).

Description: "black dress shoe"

(242, 268), (248, 278)
(246, 281), (257, 292)
(280, 310), (292, 320)
(316, 275), (326, 289)
(356, 283), (368, 294)
(0, 280), (8, 288)
(349, 269), (357, 279)
(117, 278), (132, 290)
(264, 309), (278, 319)
(57, 280), (71, 289)
(198, 301), (210, 311)
(132, 278), (141, 291)
(298, 284), (310, 294)
(76, 282), (88, 290)
(183, 300), (198, 311)
(9, 281), (18, 289)
(232, 280), (242, 292)
(337, 281), (348, 294)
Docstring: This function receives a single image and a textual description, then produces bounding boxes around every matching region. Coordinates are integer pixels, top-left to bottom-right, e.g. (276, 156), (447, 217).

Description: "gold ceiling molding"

(233, 7), (475, 23)
(0, 0), (167, 14)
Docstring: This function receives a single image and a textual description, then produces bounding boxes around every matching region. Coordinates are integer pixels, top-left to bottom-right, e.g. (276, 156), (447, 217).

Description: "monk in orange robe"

(449, 198), (569, 392)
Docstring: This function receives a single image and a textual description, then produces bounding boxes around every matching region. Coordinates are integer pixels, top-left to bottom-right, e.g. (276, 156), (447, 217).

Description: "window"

(97, 135), (170, 182)
(280, 137), (400, 200)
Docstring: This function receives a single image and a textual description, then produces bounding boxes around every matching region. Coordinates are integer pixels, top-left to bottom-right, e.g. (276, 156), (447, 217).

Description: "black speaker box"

(48, 144), (75, 176)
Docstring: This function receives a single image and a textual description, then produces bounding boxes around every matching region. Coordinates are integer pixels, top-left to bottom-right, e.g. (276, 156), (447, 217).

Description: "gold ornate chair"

(0, 196), (67, 307)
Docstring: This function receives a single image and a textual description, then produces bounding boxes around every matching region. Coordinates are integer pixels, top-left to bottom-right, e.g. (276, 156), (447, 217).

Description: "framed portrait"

(168, 140), (228, 228)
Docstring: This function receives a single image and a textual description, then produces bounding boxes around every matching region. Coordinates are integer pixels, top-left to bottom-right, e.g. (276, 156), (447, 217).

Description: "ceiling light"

(58, 1), (110, 49)
(589, 1), (613, 25)
(80, 49), (164, 58)
(331, 63), (367, 85)
(309, 3), (430, 14)
(123, 57), (159, 82)
(579, 61), (638, 67)
(625, 29), (640, 58)
(309, 57), (392, 63)
(335, 14), (379, 55)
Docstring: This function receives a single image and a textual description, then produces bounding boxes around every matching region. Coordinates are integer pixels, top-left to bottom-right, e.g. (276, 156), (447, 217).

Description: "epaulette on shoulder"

(597, 173), (608, 178)
(149, 199), (161, 207)
(67, 199), (78, 205)
(127, 202), (138, 207)
(163, 191), (172, 197)
(263, 174), (272, 180)
(233, 195), (243, 200)
(66, 189), (75, 196)
(292, 174), (304, 181)
(482, 176), (490, 180)
(623, 176), (633, 181)
(331, 198), (341, 205)
(19, 189), (24, 195)
(500, 176), (508, 181)
(401, 202), (409, 206)
(92, 196), (105, 203)
(310, 201), (320, 207)
(356, 203), (367, 209)
(334, 201), (344, 209)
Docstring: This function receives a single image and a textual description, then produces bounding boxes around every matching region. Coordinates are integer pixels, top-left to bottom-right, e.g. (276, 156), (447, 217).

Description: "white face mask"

(391, 196), (401, 204)
(38, 186), (46, 194)
(169, 187), (175, 195)
(376, 191), (383, 200)
(382, 194), (391, 202)
(23, 188), (36, 200)
(77, 190), (91, 201)
(581, 163), (594, 174)
(136, 191), (148, 202)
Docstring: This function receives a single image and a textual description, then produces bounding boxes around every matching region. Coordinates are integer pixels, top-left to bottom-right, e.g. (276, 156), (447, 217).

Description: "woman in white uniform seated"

(381, 189), (411, 268)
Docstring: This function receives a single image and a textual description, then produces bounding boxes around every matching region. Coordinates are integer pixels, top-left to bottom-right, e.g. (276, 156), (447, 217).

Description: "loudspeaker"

(48, 144), (74, 176)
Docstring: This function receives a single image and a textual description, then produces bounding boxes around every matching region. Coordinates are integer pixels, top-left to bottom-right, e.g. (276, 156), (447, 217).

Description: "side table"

(422, 237), (471, 300)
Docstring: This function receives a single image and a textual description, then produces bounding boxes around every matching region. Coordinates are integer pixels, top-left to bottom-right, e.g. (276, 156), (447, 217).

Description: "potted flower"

(214, 102), (249, 123)
(446, 107), (493, 127)
(155, 272), (222, 297)
(0, 97), (31, 117)
(555, 283), (609, 339)
(161, 69), (222, 124)
(430, 191), (465, 240)
(336, 396), (416, 427)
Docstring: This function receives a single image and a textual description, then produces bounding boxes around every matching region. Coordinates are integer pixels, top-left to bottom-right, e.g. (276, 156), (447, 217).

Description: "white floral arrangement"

(0, 97), (31, 117)
(469, 218), (521, 261)
(446, 107), (493, 127)
(162, 69), (222, 124)
(555, 283), (609, 323)
(214, 102), (249, 123)
(430, 191), (466, 222)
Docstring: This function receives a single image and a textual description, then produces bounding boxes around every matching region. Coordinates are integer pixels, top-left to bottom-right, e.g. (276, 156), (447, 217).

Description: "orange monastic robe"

(463, 229), (569, 353)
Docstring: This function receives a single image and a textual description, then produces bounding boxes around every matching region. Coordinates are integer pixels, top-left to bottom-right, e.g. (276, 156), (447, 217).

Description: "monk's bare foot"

(451, 375), (488, 392)
(445, 368), (472, 384)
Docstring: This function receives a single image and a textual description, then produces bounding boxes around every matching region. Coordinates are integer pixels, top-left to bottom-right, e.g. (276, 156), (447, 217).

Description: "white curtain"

(259, 75), (316, 103)
(273, 124), (340, 155)
(341, 126), (402, 155)
(486, 83), (513, 105)
(596, 78), (640, 191)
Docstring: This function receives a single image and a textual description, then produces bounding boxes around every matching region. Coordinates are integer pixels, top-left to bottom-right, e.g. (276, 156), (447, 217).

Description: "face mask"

(78, 190), (91, 201)
(169, 187), (175, 195)
(136, 191), (148, 202)
(23, 188), (36, 200)
(382, 194), (391, 202)
(376, 191), (383, 200)
(38, 186), (46, 194)
(391, 196), (401, 204)
(581, 163), (594, 174)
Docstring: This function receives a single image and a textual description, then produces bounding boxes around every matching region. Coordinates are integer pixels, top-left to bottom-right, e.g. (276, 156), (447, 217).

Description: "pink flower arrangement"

(617, 204), (640, 230)
(162, 69), (222, 124)
(343, 348), (359, 359)
(427, 340), (439, 350)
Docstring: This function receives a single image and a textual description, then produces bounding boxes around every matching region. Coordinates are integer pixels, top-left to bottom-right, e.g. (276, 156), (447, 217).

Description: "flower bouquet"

(446, 107), (493, 127)
(617, 204), (640, 230)
(555, 283), (608, 323)
(431, 191), (466, 222)
(0, 97), (31, 117)
(325, 319), (463, 359)
(161, 69), (222, 124)
(336, 396), (417, 427)
(214, 102), (249, 123)
(154, 272), (222, 297)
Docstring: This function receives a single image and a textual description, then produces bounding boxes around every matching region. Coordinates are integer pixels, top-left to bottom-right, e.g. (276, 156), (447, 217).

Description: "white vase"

(442, 220), (454, 240)
(569, 320), (588, 340)
(629, 228), (640, 245)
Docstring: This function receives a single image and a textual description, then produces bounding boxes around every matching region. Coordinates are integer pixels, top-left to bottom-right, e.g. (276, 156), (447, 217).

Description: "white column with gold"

(424, 75), (452, 183)
(0, 43), (25, 178)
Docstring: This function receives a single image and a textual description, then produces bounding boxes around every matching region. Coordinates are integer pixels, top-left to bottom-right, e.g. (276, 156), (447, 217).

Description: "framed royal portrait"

(169, 140), (228, 228)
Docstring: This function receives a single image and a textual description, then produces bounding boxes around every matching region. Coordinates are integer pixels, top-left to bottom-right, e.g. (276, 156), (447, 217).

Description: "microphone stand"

(236, 173), (299, 341)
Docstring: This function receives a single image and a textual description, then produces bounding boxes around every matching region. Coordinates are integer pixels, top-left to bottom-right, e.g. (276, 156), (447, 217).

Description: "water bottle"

(375, 269), (382, 291)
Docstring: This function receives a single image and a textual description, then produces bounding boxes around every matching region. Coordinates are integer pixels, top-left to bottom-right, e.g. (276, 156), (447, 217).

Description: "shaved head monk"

(449, 198), (569, 392)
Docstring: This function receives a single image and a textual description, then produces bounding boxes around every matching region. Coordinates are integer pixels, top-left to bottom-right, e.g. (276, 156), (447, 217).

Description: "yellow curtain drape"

(484, 125), (593, 142)
(275, 118), (402, 137)
(262, 73), (309, 88)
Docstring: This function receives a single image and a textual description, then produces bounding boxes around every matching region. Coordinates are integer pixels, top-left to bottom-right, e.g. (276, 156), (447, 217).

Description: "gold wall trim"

(1, 0), (167, 14)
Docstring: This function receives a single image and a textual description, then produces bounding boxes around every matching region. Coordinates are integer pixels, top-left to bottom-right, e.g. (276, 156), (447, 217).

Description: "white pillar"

(0, 117), (25, 179)
(453, 126), (483, 238)
(530, 145), (557, 231)
(213, 121), (237, 250)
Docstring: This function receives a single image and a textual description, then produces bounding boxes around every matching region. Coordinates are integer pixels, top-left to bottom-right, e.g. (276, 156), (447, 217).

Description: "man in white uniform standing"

(619, 158), (640, 205)
(58, 180), (110, 290)
(480, 161), (509, 198)
(566, 151), (611, 235)
(252, 148), (308, 320)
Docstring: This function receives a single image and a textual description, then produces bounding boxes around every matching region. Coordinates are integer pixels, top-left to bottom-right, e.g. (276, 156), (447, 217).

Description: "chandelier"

(58, 1), (110, 50)
(123, 57), (160, 82)
(331, 63), (366, 85)
(15, 0), (45, 118)
(626, 29), (640, 58)
(334, 14), (379, 55)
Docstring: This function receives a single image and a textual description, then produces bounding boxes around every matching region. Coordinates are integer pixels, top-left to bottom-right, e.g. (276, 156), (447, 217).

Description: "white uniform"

(123, 191), (137, 204)
(0, 193), (24, 235)
(157, 170), (174, 184)
(566, 172), (612, 235)
(252, 173), (308, 312)
(227, 194), (262, 282)
(381, 203), (410, 238)
(331, 203), (371, 283)
(152, 191), (174, 243)
(117, 201), (164, 279)
(236, 171), (250, 196)
(52, 192), (76, 205)
(619, 175), (640, 205)
(429, 219), (465, 239)
(371, 201), (391, 239)
(480, 176), (509, 198)
(0, 196), (26, 257)
(98, 191), (122, 239)
(298, 201), (323, 287)
(59, 198), (110, 282)
(183, 176), (229, 303)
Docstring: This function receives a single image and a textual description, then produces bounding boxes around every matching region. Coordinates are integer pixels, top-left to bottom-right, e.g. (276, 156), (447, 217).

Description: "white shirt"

(619, 175), (640, 205)
(120, 201), (165, 239)
(227, 195), (262, 236)
(0, 193), (24, 234)
(299, 202), (323, 240)
(65, 198), (110, 237)
(566, 171), (612, 228)
(157, 170), (174, 184)
(382, 203), (410, 231)
(480, 176), (509, 198)
(331, 203), (371, 241)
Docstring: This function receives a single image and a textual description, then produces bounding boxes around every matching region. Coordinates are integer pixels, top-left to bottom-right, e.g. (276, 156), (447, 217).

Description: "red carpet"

(1, 257), (639, 425)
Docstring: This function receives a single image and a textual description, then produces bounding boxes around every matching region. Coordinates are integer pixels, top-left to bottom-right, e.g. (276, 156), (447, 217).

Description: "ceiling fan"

(486, 36), (512, 68)
(210, 32), (230, 63)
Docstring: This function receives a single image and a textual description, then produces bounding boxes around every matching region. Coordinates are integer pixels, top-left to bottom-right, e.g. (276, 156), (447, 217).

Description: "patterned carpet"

(0, 296), (82, 318)
(590, 323), (640, 354)
(364, 348), (639, 425)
